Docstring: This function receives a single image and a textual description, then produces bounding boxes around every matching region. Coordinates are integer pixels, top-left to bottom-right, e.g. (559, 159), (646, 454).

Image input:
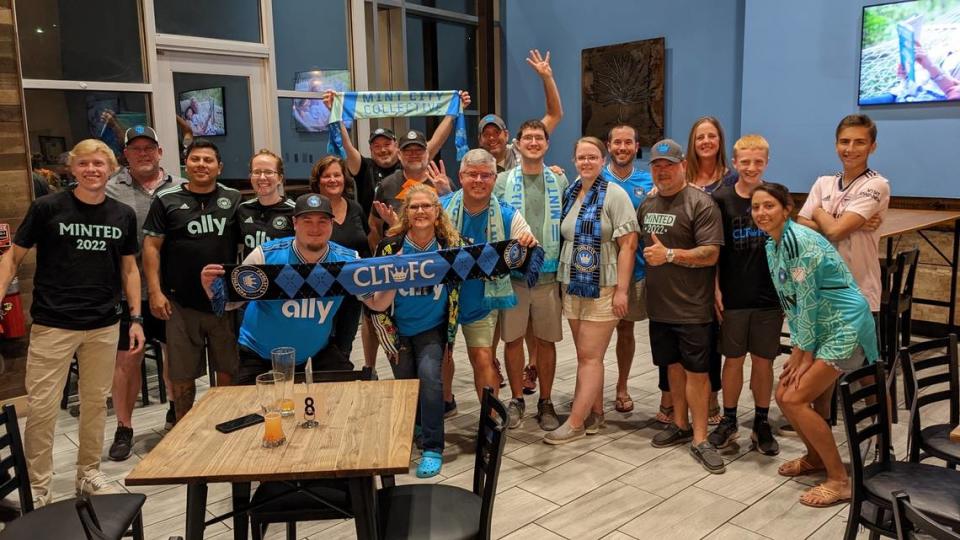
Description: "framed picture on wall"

(292, 69), (351, 133)
(582, 37), (665, 147)
(38, 135), (66, 164)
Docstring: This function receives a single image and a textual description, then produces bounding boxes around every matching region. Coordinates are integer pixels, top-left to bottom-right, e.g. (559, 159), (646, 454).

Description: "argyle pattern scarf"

(561, 177), (609, 298)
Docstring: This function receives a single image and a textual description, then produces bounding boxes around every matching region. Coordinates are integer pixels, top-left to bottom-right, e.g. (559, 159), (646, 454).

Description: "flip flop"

(655, 405), (673, 425)
(799, 484), (850, 508)
(707, 405), (722, 426)
(778, 456), (825, 477)
(416, 451), (443, 478)
(615, 395), (634, 413)
(522, 365), (538, 395)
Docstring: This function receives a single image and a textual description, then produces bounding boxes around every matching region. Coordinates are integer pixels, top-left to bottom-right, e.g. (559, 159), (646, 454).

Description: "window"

(155, 0), (262, 43)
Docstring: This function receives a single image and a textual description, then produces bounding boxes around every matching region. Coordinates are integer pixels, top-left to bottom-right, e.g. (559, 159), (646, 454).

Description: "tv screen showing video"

(178, 87), (226, 136)
(859, 0), (960, 105)
(292, 70), (351, 133)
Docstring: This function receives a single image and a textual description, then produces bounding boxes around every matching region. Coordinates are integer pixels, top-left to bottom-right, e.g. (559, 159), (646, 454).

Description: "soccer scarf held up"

(210, 239), (543, 315)
(501, 166), (562, 273)
(326, 91), (468, 161)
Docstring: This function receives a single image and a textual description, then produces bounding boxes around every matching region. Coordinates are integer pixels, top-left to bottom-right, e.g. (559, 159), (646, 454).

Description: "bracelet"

(130, 315), (144, 325)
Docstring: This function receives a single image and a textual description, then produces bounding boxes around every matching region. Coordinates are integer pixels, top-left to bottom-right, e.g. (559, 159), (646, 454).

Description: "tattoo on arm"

(675, 245), (719, 268)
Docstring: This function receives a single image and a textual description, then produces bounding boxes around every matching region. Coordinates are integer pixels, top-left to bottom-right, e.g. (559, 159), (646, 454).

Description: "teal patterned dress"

(765, 219), (879, 364)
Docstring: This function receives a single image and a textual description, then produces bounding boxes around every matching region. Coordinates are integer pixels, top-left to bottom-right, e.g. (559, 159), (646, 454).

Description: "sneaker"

(584, 412), (606, 435)
(708, 416), (739, 449)
(493, 358), (507, 388)
(506, 398), (525, 429)
(444, 397), (458, 419)
(108, 425), (134, 461)
(77, 470), (121, 497)
(543, 421), (585, 445)
(536, 399), (561, 431)
(751, 420), (780, 456)
(651, 424), (693, 448)
(690, 441), (726, 474)
(164, 404), (176, 430)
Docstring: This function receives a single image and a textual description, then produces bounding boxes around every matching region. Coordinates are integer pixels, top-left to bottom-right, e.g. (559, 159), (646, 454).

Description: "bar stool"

(879, 248), (920, 423)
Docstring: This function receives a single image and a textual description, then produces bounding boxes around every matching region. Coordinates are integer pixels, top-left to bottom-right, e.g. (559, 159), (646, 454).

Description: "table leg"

(950, 220), (959, 331)
(232, 482), (251, 540)
(185, 483), (208, 540)
(348, 477), (379, 540)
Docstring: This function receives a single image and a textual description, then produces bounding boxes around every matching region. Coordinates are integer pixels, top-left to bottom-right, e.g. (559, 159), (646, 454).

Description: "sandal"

(416, 451), (443, 478)
(778, 456), (825, 477)
(799, 483), (850, 508)
(522, 365), (538, 395)
(655, 405), (673, 425)
(493, 358), (507, 389)
(615, 395), (634, 413)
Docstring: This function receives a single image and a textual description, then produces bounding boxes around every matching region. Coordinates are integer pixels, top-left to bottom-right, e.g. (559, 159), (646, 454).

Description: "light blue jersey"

(601, 163), (654, 280)
(393, 237), (448, 336)
(765, 219), (878, 363)
(238, 238), (358, 364)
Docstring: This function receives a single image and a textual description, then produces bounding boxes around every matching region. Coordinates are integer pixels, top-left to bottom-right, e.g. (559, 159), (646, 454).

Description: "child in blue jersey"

(752, 183), (877, 509)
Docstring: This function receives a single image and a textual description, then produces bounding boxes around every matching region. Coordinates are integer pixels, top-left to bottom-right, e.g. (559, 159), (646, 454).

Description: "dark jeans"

(237, 344), (354, 385)
(390, 324), (445, 453)
(333, 296), (363, 358)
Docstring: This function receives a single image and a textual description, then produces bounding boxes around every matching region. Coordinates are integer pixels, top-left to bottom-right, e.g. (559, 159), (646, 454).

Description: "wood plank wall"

(0, 0), (32, 406)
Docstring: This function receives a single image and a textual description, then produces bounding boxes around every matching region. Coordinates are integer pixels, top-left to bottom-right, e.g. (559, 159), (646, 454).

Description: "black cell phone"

(215, 413), (264, 434)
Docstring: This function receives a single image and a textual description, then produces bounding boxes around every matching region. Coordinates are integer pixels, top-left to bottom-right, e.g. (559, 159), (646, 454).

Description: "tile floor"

(4, 323), (936, 539)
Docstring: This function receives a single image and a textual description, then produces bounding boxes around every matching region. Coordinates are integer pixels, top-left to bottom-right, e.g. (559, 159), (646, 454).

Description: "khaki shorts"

(562, 286), (619, 322)
(500, 282), (563, 343)
(167, 300), (239, 381)
(460, 310), (498, 348)
(623, 279), (648, 323)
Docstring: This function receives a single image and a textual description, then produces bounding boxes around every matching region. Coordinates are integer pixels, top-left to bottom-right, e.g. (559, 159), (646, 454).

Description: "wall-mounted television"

(178, 87), (226, 136)
(858, 0), (960, 105)
(292, 69), (351, 133)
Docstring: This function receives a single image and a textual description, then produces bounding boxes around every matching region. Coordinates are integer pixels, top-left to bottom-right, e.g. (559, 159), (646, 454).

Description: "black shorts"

(117, 301), (165, 350)
(649, 321), (713, 373)
(719, 308), (783, 359)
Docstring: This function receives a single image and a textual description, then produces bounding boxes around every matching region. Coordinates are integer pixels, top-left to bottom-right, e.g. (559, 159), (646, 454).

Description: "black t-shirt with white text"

(235, 197), (295, 259)
(354, 156), (401, 218)
(143, 183), (241, 311)
(14, 191), (138, 330)
(712, 184), (779, 310)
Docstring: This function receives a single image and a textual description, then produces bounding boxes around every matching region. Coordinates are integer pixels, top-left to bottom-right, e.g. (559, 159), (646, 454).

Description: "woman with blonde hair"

(366, 183), (462, 477)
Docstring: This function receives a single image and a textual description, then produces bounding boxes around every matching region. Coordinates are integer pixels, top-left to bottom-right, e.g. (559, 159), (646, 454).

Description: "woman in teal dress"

(752, 182), (877, 509)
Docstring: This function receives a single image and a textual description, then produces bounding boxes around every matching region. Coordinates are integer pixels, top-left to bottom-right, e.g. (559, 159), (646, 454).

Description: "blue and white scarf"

(444, 191), (517, 310)
(561, 177), (609, 298)
(326, 91), (468, 161)
(501, 166), (563, 273)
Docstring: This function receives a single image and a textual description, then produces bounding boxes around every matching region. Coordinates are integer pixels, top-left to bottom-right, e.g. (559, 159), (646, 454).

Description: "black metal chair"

(899, 335), (960, 468)
(139, 339), (167, 407)
(376, 386), (508, 540)
(893, 491), (960, 540)
(247, 367), (374, 540)
(839, 363), (960, 540)
(879, 248), (920, 424)
(0, 405), (147, 540)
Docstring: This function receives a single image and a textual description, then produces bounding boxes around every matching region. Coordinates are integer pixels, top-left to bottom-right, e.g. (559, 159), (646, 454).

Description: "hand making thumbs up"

(643, 233), (671, 266)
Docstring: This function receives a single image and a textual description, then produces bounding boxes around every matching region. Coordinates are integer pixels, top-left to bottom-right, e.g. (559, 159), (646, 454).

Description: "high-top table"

(126, 380), (419, 540)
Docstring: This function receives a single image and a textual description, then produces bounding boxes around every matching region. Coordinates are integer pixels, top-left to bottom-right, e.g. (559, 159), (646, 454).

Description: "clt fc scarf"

(211, 240), (543, 315)
(561, 178), (609, 298)
(444, 191), (516, 310)
(326, 91), (468, 160)
(501, 166), (563, 273)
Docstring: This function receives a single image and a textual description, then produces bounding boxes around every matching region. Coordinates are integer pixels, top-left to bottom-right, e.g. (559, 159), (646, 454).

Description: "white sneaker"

(76, 470), (121, 496)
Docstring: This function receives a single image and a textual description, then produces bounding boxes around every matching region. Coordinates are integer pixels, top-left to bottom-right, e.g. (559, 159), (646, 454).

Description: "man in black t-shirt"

(143, 140), (242, 421)
(0, 139), (141, 506)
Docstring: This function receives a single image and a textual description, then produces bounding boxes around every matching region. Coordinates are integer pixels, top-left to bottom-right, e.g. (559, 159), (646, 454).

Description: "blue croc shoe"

(416, 450), (443, 478)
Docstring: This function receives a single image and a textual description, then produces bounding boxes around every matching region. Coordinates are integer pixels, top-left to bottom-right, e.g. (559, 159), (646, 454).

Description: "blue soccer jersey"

(601, 164), (654, 279)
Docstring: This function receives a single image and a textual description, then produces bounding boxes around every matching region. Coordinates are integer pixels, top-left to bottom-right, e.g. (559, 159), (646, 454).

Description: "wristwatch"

(666, 249), (675, 264)
(130, 315), (144, 325)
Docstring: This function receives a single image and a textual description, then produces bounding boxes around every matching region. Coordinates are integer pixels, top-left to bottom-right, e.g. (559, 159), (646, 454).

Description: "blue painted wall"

(504, 0), (959, 198)
(502, 0), (745, 169)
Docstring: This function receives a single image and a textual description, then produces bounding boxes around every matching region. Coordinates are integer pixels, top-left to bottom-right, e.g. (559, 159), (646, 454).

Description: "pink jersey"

(798, 170), (890, 311)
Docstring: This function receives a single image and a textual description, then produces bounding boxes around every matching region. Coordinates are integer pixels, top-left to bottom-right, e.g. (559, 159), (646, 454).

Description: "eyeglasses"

(251, 170), (279, 178)
(575, 155), (602, 163)
(408, 203), (436, 212)
(461, 171), (496, 182)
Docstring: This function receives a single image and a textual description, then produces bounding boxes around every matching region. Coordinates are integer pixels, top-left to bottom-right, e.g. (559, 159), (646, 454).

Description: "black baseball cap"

(649, 139), (685, 163)
(398, 130), (427, 149)
(294, 193), (334, 217)
(124, 125), (159, 146)
(368, 127), (397, 143)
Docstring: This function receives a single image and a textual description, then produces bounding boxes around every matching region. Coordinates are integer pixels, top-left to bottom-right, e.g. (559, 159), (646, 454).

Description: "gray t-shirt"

(638, 185), (723, 324)
(494, 168), (569, 285)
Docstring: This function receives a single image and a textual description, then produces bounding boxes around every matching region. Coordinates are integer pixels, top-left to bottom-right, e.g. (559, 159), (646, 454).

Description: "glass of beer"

(256, 371), (286, 448)
(271, 347), (296, 417)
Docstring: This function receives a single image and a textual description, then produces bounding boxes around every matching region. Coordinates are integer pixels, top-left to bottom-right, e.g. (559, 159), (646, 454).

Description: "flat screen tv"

(178, 87), (226, 136)
(292, 69), (351, 133)
(859, 0), (960, 105)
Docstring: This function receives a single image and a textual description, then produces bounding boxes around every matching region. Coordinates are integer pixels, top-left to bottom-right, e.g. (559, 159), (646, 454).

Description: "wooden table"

(951, 425), (960, 443)
(126, 380), (419, 540)
(879, 208), (960, 334)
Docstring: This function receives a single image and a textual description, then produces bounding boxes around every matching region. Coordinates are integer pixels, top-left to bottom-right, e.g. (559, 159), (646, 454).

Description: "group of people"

(0, 45), (890, 511)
